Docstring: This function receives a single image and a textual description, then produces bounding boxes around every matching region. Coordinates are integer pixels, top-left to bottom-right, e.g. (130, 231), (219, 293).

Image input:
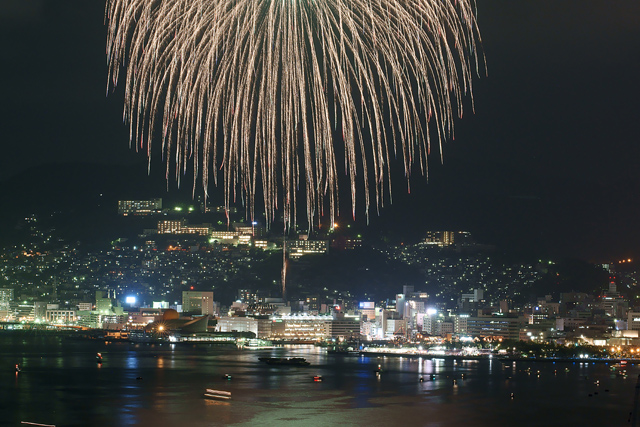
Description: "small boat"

(259, 357), (310, 366)
(96, 353), (103, 364)
(313, 375), (323, 382)
(611, 360), (628, 370)
(15, 364), (21, 373)
(224, 374), (232, 380)
(20, 422), (56, 427)
(204, 389), (231, 400)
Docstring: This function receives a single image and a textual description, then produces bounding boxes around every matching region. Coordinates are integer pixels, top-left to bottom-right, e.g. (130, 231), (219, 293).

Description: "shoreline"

(356, 350), (638, 365)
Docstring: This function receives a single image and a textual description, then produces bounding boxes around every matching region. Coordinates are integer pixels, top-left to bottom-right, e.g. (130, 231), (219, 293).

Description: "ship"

(258, 357), (310, 366)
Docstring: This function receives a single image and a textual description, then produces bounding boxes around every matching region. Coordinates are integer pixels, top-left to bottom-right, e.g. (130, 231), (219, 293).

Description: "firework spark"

(106, 0), (483, 229)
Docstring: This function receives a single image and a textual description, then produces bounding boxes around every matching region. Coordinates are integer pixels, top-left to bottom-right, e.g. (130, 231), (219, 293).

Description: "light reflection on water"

(1, 336), (638, 426)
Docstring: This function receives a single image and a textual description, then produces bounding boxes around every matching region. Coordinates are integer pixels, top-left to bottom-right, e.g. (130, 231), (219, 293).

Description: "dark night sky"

(1, 1), (639, 261)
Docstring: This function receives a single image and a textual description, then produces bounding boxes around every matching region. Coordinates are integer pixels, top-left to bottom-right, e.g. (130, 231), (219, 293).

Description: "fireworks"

(106, 0), (483, 229)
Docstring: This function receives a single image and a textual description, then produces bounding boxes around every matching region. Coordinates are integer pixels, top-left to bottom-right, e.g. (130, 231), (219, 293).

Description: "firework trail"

(106, 0), (483, 229)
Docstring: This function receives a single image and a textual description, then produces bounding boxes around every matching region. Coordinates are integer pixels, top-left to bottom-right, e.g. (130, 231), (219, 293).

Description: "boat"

(327, 349), (360, 356)
(204, 389), (231, 400)
(96, 353), (103, 364)
(258, 357), (310, 366)
(610, 360), (628, 370)
(313, 375), (323, 382)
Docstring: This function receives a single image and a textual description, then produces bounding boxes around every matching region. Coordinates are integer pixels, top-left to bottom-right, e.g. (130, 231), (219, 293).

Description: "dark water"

(1, 335), (636, 426)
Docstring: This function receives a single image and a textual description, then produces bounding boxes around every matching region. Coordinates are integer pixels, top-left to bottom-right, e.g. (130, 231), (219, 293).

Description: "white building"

(217, 317), (259, 336)
(46, 309), (77, 324)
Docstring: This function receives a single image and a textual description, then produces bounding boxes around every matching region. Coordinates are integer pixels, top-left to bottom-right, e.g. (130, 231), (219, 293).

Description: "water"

(1, 335), (636, 426)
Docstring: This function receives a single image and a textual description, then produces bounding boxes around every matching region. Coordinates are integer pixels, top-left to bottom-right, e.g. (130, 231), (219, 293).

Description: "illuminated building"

(184, 225), (212, 236)
(600, 280), (627, 318)
(46, 309), (77, 323)
(436, 321), (454, 336)
(423, 231), (455, 247)
(209, 230), (240, 244)
(422, 231), (474, 247)
(385, 318), (408, 339)
(287, 239), (329, 258)
(77, 302), (92, 311)
(269, 314), (331, 341)
(217, 317), (259, 336)
(330, 236), (363, 250)
(238, 289), (258, 304)
(158, 220), (211, 236)
(358, 302), (376, 321)
(91, 290), (126, 328)
(0, 288), (14, 309)
(555, 317), (585, 331)
(153, 301), (170, 309)
(254, 240), (269, 249)
(627, 312), (640, 331)
(118, 198), (162, 216)
(466, 316), (523, 340)
(182, 291), (214, 315)
(34, 302), (47, 320)
(127, 308), (164, 327)
(15, 304), (35, 321)
(158, 219), (186, 234)
(453, 314), (469, 335)
(326, 315), (361, 340)
(233, 222), (264, 238)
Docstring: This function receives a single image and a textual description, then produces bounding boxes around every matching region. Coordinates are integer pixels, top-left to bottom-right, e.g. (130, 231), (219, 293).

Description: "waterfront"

(2, 335), (637, 426)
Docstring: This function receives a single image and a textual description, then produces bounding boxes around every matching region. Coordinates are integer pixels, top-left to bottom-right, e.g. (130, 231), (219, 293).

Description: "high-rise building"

(326, 315), (361, 340)
(182, 291), (214, 315)
(0, 288), (14, 308)
(118, 199), (162, 216)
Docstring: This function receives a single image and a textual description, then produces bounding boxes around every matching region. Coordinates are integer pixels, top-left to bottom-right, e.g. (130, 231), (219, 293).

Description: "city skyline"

(1, 1), (640, 261)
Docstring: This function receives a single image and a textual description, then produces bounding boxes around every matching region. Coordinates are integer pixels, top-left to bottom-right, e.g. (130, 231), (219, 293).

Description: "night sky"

(1, 1), (639, 261)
